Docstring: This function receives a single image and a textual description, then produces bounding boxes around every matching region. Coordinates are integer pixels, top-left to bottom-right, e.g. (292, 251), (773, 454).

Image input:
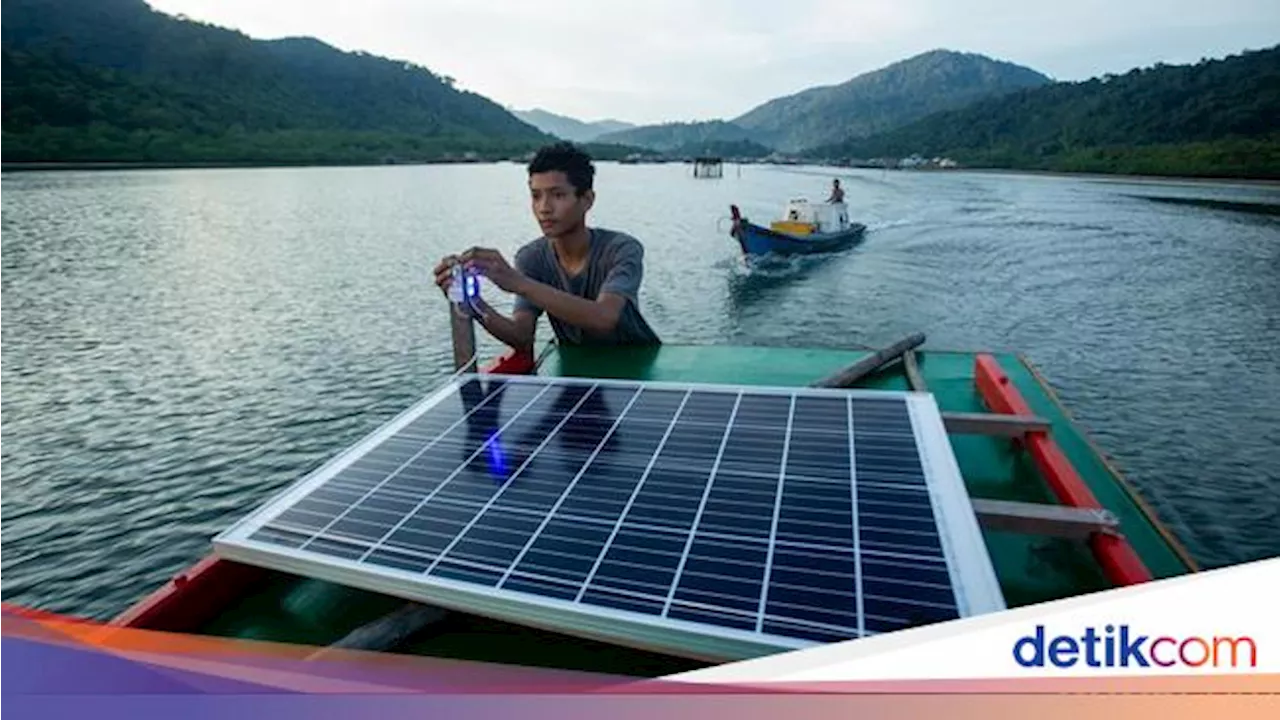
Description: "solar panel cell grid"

(217, 374), (1004, 659)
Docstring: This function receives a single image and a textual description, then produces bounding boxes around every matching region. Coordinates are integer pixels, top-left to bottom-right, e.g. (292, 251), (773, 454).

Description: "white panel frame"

(214, 373), (1006, 663)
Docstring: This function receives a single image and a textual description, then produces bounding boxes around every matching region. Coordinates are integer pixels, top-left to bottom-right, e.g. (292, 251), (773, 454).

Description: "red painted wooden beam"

(974, 354), (1152, 587)
(110, 555), (268, 630)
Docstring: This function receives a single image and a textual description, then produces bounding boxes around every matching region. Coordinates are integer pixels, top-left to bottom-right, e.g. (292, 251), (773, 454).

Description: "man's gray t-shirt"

(513, 228), (661, 346)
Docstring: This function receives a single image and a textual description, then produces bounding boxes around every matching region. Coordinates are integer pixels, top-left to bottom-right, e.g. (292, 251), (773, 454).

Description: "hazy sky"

(146, 0), (1278, 125)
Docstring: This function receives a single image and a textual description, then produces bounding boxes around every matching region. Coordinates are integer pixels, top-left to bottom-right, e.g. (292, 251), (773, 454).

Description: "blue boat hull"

(731, 217), (866, 256)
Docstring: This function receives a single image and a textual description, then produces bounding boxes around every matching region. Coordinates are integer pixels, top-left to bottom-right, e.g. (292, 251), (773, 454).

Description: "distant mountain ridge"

(734, 49), (1052, 151)
(2, 0), (549, 163)
(594, 120), (757, 152)
(3, 0), (1272, 177)
(512, 108), (634, 143)
(592, 50), (1050, 154)
(810, 45), (1280, 178)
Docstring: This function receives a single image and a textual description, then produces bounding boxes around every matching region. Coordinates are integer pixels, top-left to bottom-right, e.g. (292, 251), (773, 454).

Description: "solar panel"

(213, 374), (1005, 661)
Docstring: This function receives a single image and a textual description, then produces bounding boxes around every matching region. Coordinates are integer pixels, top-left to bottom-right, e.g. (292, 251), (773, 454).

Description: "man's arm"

(512, 237), (643, 335)
(511, 280), (626, 335)
(473, 301), (537, 352)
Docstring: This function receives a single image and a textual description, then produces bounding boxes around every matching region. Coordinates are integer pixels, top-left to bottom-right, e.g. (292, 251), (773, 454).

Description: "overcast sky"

(146, 0), (1279, 125)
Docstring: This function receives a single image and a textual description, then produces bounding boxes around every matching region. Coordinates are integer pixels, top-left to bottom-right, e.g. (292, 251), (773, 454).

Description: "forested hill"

(594, 50), (1050, 154)
(733, 49), (1051, 152)
(1, 0), (551, 164)
(594, 120), (758, 152)
(808, 45), (1280, 178)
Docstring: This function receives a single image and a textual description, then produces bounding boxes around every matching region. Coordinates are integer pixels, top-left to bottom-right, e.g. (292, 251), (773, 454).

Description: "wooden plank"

(942, 411), (1051, 437)
(306, 603), (450, 659)
(450, 305), (477, 372)
(903, 350), (927, 392)
(810, 332), (926, 388)
(972, 499), (1120, 540)
(974, 354), (1152, 585)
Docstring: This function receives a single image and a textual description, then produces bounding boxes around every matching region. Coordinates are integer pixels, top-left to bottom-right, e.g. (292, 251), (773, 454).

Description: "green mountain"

(2, 0), (550, 164)
(670, 138), (773, 159)
(733, 49), (1051, 152)
(590, 50), (1049, 154)
(594, 120), (758, 153)
(512, 108), (634, 143)
(808, 46), (1280, 179)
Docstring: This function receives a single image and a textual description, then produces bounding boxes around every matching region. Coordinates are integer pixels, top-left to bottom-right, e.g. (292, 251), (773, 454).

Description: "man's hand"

(433, 254), (459, 298)
(461, 247), (527, 294)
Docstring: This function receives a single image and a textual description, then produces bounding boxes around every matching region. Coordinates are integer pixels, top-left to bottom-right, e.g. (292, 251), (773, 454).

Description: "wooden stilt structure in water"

(692, 156), (723, 179)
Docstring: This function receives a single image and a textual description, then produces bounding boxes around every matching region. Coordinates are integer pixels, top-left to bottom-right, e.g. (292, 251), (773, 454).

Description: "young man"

(433, 142), (660, 353)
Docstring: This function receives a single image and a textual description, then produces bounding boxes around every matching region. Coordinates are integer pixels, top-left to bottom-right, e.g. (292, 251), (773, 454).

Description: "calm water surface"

(2, 163), (1278, 619)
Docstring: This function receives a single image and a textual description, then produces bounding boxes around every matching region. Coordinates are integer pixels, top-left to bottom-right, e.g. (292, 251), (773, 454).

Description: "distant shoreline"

(0, 159), (499, 173)
(761, 162), (1280, 188)
(951, 166), (1280, 189)
(4, 159), (1279, 188)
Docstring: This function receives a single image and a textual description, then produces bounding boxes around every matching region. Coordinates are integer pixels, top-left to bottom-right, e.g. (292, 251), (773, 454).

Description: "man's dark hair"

(528, 142), (595, 196)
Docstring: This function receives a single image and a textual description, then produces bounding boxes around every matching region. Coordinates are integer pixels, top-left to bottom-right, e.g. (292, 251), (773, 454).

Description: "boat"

(729, 199), (867, 256)
(105, 328), (1198, 678)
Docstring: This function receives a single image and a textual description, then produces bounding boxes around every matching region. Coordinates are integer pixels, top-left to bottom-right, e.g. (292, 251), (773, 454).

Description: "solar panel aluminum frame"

(213, 373), (1007, 663)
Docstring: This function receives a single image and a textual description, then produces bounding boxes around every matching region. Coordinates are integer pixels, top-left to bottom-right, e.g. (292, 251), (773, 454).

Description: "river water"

(2, 163), (1277, 619)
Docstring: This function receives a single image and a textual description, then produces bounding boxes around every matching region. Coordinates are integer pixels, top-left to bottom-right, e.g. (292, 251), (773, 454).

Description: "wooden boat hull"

(109, 342), (1197, 674)
(729, 204), (866, 256)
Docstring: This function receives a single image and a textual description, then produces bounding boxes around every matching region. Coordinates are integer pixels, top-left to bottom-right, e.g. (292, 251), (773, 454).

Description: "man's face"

(529, 171), (593, 237)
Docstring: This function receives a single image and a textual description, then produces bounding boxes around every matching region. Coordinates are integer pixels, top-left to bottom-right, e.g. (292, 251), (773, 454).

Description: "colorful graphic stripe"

(4, 603), (1275, 718)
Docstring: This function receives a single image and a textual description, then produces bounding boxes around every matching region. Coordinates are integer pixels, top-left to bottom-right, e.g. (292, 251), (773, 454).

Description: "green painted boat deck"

(197, 343), (1194, 676)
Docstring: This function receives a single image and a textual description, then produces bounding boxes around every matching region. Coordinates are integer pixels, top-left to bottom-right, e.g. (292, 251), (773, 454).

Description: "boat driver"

(433, 142), (661, 351)
(827, 178), (845, 203)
